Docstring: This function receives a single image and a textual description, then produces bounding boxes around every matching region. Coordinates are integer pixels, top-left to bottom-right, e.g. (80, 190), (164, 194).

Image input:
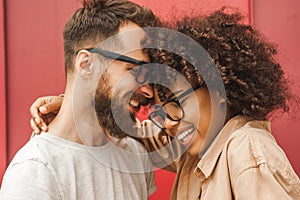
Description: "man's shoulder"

(1, 135), (62, 200)
(5, 133), (66, 172)
(8, 136), (48, 167)
(1, 149), (61, 199)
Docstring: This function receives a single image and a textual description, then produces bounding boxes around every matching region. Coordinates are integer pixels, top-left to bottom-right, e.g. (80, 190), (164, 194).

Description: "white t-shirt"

(0, 132), (156, 200)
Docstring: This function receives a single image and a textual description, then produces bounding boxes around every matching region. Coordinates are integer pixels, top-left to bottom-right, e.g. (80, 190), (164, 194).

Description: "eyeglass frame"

(78, 48), (151, 84)
(148, 86), (200, 129)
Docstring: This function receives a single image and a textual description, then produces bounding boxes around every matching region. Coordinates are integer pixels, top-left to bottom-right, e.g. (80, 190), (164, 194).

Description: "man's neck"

(48, 93), (108, 146)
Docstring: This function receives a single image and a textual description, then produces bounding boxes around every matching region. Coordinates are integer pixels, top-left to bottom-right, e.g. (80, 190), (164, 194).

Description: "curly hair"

(148, 7), (294, 120)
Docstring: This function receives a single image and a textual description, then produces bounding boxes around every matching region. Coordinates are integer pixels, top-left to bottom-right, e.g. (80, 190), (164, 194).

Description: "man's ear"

(75, 50), (93, 78)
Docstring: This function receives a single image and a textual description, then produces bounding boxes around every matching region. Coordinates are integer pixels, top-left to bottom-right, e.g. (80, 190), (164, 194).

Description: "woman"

(30, 8), (300, 199)
(142, 8), (300, 199)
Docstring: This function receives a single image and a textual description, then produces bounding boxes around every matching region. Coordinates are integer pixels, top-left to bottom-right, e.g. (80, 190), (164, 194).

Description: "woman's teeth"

(177, 127), (195, 141)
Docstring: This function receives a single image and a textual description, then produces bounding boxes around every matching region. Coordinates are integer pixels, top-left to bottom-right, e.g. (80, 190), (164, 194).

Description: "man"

(0, 0), (158, 199)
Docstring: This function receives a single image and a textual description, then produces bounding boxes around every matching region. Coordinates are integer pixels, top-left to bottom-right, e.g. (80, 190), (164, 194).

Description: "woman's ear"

(75, 50), (93, 79)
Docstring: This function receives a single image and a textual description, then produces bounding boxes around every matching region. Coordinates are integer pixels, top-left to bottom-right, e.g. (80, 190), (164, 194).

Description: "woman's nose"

(136, 84), (153, 98)
(163, 117), (180, 130)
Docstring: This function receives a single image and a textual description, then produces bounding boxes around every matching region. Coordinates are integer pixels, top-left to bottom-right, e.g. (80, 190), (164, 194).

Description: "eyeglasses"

(148, 86), (199, 129)
(84, 48), (150, 84)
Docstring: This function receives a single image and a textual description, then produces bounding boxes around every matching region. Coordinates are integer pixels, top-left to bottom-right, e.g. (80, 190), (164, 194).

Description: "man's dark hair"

(149, 7), (296, 120)
(63, 0), (158, 74)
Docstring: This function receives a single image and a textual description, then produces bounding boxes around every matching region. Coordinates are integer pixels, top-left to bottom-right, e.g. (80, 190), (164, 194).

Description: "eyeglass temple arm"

(86, 48), (148, 66)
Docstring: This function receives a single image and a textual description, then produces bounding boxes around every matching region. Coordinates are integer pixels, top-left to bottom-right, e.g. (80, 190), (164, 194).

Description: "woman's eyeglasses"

(148, 86), (199, 129)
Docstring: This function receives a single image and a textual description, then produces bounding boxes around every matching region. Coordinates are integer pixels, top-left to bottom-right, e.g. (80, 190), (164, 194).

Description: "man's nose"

(136, 84), (153, 98)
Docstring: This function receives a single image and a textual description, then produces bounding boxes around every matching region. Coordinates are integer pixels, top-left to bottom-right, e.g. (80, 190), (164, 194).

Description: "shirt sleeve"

(1, 160), (61, 200)
(233, 163), (300, 200)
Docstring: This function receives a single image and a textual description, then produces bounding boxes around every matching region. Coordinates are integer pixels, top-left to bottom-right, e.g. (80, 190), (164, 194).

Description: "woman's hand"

(29, 95), (63, 137)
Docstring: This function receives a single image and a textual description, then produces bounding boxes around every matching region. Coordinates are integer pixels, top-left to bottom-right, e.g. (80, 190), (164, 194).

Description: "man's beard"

(94, 71), (136, 139)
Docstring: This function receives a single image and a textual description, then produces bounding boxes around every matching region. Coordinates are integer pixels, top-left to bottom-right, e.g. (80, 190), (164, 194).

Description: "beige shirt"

(142, 116), (300, 200)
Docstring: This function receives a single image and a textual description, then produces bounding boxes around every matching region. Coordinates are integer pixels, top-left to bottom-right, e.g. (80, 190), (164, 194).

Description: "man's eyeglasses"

(83, 48), (150, 84)
(148, 86), (200, 129)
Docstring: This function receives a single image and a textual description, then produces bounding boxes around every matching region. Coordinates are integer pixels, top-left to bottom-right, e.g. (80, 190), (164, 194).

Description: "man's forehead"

(101, 22), (147, 61)
(118, 22), (146, 49)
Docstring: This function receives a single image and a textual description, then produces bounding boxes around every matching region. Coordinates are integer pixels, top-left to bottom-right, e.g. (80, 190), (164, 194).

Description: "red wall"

(4, 0), (78, 164)
(1, 0), (299, 199)
(0, 0), (7, 181)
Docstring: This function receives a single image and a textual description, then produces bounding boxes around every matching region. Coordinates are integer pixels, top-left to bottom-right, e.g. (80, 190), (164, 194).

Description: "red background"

(0, 0), (299, 199)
